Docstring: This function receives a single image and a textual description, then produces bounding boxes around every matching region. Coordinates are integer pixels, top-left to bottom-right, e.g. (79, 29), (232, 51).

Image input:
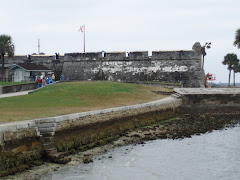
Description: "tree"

(201, 42), (211, 69)
(233, 28), (240, 49)
(0, 34), (15, 82)
(222, 53), (239, 87)
(233, 64), (240, 86)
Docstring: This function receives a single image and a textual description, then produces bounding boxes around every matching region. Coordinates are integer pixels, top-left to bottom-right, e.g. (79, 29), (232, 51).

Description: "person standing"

(60, 74), (65, 81)
(51, 74), (55, 83)
(37, 77), (43, 88)
(33, 74), (36, 81)
(42, 77), (46, 86)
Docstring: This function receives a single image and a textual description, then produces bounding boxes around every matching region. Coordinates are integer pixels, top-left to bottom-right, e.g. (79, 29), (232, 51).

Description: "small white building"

(10, 64), (52, 82)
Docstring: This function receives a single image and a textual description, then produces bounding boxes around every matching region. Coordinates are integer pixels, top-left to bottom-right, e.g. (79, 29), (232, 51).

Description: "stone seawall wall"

(0, 120), (42, 174)
(0, 97), (181, 175)
(181, 94), (240, 113)
(174, 88), (240, 113)
(0, 82), (36, 94)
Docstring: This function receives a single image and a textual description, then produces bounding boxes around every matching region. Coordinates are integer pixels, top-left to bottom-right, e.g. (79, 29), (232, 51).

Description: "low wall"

(181, 94), (240, 113)
(0, 97), (181, 175)
(0, 82), (36, 94)
(174, 88), (240, 113)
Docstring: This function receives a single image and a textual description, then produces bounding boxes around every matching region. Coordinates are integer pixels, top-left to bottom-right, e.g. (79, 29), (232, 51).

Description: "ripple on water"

(41, 124), (240, 180)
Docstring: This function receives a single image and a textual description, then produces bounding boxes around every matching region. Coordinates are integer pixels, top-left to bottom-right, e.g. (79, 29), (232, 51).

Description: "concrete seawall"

(0, 82), (36, 94)
(0, 96), (181, 175)
(174, 88), (240, 113)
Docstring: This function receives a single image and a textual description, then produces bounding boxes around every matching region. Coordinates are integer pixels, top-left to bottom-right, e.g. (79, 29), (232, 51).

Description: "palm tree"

(233, 64), (240, 86)
(0, 34), (15, 82)
(233, 28), (240, 49)
(222, 53), (239, 87)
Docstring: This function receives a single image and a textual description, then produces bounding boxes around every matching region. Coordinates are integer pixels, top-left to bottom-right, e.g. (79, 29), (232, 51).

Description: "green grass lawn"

(0, 81), (171, 123)
(0, 82), (32, 86)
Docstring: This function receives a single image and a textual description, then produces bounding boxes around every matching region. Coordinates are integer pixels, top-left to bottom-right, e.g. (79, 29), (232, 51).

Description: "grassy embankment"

(0, 81), (172, 123)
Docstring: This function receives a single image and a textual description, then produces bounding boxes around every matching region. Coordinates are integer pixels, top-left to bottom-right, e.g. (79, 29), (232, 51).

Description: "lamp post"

(201, 42), (211, 69)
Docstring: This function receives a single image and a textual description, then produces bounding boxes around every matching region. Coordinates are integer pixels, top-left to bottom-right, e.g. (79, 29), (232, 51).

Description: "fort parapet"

(152, 50), (196, 60)
(104, 52), (126, 60)
(64, 52), (102, 61)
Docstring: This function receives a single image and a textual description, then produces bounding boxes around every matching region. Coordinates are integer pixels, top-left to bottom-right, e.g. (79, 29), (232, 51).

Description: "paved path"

(0, 90), (34, 99)
(174, 88), (240, 95)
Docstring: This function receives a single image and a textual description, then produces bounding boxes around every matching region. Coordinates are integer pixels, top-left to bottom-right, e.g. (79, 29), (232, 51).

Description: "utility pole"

(38, 39), (40, 54)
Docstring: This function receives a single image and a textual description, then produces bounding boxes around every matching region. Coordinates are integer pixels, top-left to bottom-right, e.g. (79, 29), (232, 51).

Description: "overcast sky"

(1, 0), (239, 83)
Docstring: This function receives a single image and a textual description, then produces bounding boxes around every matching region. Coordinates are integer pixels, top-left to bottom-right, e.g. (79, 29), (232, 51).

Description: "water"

(41, 124), (240, 180)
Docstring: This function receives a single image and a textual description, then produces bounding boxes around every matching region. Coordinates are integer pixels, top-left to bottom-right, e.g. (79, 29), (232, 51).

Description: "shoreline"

(3, 112), (240, 180)
(2, 87), (240, 178)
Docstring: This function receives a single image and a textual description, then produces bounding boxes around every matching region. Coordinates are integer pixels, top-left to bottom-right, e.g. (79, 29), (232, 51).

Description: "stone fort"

(3, 42), (204, 87)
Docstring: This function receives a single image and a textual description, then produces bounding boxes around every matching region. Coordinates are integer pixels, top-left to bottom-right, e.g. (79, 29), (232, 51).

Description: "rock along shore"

(2, 112), (240, 180)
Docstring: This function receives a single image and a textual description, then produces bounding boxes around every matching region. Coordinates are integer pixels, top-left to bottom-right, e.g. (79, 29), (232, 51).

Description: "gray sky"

(1, 0), (240, 83)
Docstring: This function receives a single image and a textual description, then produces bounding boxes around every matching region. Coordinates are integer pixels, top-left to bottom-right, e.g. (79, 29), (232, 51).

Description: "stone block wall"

(3, 42), (204, 87)
(0, 97), (181, 174)
(181, 94), (240, 113)
(128, 51), (148, 60)
(0, 82), (36, 94)
(62, 43), (203, 87)
(63, 61), (102, 80)
(64, 52), (102, 61)
(104, 52), (125, 60)
(0, 121), (42, 173)
(4, 55), (64, 81)
(174, 88), (240, 113)
(152, 50), (196, 60)
(5, 55), (64, 64)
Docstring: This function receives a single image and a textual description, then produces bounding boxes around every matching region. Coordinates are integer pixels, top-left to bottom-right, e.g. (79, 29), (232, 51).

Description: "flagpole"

(78, 25), (85, 52)
(84, 25), (85, 52)
(38, 39), (40, 54)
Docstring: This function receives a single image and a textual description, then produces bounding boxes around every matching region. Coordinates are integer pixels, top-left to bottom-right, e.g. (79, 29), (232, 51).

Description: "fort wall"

(4, 55), (64, 81)
(63, 44), (203, 87)
(3, 42), (204, 87)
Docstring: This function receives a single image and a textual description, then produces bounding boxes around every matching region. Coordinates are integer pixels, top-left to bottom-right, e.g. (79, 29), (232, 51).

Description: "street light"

(201, 42), (211, 69)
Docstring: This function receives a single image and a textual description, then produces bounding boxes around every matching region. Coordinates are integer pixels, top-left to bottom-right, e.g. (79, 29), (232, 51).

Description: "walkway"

(0, 90), (34, 99)
(174, 88), (240, 95)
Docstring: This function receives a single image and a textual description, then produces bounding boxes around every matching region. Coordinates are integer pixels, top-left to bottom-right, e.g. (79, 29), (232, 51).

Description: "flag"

(78, 25), (84, 32)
